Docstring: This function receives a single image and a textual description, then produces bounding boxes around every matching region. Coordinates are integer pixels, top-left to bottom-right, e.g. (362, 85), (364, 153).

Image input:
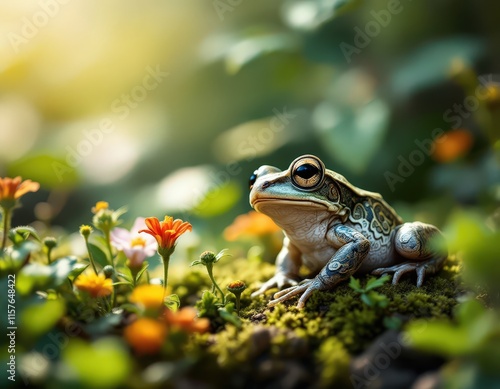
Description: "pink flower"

(111, 217), (158, 268)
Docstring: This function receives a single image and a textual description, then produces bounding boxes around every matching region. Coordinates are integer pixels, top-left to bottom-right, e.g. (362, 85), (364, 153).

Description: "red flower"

(140, 216), (192, 253)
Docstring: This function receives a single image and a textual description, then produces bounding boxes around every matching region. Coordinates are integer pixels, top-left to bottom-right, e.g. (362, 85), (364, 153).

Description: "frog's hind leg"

(372, 222), (447, 287)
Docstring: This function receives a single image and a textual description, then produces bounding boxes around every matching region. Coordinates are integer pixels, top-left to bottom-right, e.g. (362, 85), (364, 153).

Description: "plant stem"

(84, 239), (98, 275)
(47, 248), (53, 264)
(161, 253), (170, 298)
(206, 264), (225, 304)
(235, 295), (241, 315)
(104, 230), (114, 267)
(1, 207), (11, 252)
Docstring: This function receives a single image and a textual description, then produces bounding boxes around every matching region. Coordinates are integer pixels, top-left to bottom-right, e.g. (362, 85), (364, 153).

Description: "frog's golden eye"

(290, 155), (325, 191)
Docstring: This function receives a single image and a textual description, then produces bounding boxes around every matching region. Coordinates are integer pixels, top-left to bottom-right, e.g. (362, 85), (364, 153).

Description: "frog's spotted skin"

(249, 155), (448, 308)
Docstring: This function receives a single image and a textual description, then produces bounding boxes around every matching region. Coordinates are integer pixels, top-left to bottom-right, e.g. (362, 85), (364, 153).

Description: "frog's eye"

(290, 155), (325, 191)
(249, 171), (258, 189)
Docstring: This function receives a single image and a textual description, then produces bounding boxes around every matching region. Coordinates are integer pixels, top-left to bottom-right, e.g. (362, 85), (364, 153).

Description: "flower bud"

(227, 280), (247, 295)
(79, 225), (93, 238)
(43, 236), (57, 250)
(199, 250), (216, 265)
(103, 265), (115, 278)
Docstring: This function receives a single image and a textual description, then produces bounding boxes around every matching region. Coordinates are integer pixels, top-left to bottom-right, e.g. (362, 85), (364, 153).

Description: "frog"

(249, 154), (447, 308)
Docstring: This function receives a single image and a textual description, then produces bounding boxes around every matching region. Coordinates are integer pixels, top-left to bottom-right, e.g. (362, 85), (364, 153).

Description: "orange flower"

(140, 216), (192, 253)
(432, 129), (474, 163)
(124, 318), (167, 355)
(0, 176), (39, 204)
(223, 211), (280, 241)
(74, 273), (113, 298)
(129, 285), (165, 311)
(164, 307), (210, 334)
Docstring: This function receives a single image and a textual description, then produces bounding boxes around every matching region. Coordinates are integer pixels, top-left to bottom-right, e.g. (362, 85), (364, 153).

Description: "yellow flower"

(129, 285), (165, 311)
(74, 273), (113, 298)
(91, 201), (109, 214)
(124, 318), (167, 355)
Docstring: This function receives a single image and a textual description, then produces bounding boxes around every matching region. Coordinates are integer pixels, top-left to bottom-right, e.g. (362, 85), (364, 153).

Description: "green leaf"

(282, 0), (363, 31)
(383, 316), (403, 330)
(87, 243), (109, 268)
(368, 291), (389, 308)
(165, 294), (180, 312)
(20, 297), (65, 342)
(9, 240), (40, 269)
(348, 277), (362, 293)
(192, 181), (242, 218)
(360, 293), (373, 307)
(314, 97), (390, 174)
(9, 225), (41, 243)
(17, 257), (78, 294)
(190, 260), (202, 267)
(68, 264), (89, 283)
(218, 304), (242, 328)
(407, 319), (471, 357)
(135, 263), (149, 283)
(62, 338), (131, 388)
(224, 34), (299, 74)
(365, 275), (391, 291)
(390, 37), (485, 98)
(196, 290), (219, 318)
(7, 154), (79, 189)
(17, 264), (54, 295)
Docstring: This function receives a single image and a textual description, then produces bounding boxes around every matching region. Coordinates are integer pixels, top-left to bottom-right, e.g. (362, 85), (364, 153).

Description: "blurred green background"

(0, 0), (498, 238)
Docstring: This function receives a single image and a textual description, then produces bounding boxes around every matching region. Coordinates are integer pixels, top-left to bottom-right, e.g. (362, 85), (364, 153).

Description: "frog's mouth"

(252, 198), (329, 213)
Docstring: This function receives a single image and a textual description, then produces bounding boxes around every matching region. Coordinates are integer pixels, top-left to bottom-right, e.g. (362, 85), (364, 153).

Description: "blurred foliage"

(1, 0), (500, 388)
(0, 0), (497, 235)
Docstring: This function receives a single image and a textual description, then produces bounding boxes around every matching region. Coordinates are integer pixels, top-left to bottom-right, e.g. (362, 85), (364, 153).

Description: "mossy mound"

(168, 256), (462, 388)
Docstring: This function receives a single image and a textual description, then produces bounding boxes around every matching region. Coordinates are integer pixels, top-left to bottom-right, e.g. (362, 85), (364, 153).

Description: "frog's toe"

(372, 262), (428, 287)
(268, 283), (309, 307)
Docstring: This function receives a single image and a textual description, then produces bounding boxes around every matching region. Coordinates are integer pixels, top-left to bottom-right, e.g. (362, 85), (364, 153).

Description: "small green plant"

(349, 274), (390, 308)
(191, 249), (229, 304)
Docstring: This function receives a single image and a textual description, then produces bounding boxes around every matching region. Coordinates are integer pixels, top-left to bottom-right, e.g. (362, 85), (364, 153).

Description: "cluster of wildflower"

(0, 175), (244, 362)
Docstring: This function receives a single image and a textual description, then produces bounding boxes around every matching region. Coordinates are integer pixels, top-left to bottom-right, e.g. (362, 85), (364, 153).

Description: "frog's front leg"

(251, 237), (302, 298)
(268, 225), (370, 308)
(372, 222), (447, 286)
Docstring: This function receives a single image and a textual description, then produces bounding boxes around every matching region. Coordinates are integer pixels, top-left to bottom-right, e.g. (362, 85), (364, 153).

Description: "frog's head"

(249, 155), (344, 216)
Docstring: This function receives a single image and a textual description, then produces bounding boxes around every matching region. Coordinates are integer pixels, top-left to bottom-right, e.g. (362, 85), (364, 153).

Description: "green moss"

(171, 256), (462, 386)
(315, 337), (351, 388)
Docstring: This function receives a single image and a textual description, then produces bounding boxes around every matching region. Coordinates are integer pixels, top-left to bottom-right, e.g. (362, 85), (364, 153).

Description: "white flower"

(110, 217), (157, 268)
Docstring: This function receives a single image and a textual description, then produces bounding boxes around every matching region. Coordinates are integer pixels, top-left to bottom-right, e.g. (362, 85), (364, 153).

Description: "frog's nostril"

(262, 181), (271, 189)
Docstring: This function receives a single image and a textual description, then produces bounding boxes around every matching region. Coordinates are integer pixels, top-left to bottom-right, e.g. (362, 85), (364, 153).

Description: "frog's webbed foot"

(251, 273), (299, 298)
(268, 278), (320, 309)
(372, 262), (428, 287)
